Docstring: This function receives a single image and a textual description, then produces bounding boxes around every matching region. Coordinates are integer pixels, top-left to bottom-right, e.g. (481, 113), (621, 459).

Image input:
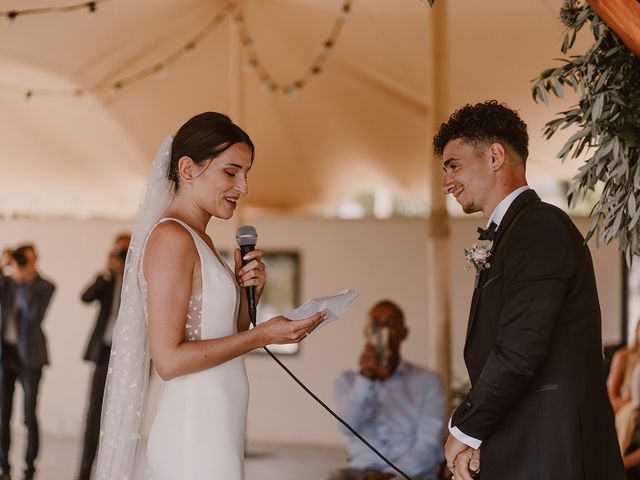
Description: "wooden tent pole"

(426, 0), (452, 392)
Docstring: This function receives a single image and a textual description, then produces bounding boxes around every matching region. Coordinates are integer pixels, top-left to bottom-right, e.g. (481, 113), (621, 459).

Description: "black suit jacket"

(81, 274), (117, 364)
(0, 274), (55, 370)
(451, 190), (625, 479)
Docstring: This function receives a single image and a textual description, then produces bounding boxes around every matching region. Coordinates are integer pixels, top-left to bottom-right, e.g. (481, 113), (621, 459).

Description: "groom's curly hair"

(433, 100), (529, 163)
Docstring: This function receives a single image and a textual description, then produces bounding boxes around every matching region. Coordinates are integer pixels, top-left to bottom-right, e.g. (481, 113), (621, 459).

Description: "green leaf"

(629, 206), (640, 232)
(629, 193), (637, 218)
(536, 85), (549, 105)
(591, 94), (605, 122)
(567, 126), (591, 144)
(550, 79), (564, 99)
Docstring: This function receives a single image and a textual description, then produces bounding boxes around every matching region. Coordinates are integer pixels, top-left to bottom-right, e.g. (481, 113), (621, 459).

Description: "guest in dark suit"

(76, 233), (130, 480)
(0, 244), (55, 480)
(436, 101), (625, 480)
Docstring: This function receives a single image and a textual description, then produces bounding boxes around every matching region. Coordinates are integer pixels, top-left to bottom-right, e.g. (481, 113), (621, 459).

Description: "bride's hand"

(234, 248), (266, 298)
(256, 312), (326, 345)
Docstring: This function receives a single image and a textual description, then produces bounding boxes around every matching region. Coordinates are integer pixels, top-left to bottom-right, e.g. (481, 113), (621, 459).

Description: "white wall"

(0, 215), (622, 447)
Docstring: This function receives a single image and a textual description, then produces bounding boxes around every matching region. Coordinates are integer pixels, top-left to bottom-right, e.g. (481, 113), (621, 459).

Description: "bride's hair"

(168, 112), (254, 190)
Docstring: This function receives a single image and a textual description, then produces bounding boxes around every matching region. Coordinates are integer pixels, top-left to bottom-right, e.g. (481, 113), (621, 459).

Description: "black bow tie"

(477, 221), (497, 241)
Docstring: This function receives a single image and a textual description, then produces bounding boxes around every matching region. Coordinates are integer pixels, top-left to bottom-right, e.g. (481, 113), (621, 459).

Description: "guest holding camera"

(0, 250), (12, 276)
(0, 244), (56, 480)
(327, 300), (445, 480)
(75, 233), (130, 480)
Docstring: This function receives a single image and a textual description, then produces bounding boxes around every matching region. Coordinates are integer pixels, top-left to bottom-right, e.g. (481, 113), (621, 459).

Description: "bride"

(96, 112), (324, 479)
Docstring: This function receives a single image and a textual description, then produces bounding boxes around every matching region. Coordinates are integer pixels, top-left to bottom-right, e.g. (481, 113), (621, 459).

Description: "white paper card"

(284, 289), (358, 330)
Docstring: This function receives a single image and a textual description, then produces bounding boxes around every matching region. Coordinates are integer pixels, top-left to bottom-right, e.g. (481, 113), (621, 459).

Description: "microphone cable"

(249, 312), (412, 480)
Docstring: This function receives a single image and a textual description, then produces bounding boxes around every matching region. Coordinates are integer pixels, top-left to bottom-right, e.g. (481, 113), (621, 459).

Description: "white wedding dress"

(141, 218), (248, 479)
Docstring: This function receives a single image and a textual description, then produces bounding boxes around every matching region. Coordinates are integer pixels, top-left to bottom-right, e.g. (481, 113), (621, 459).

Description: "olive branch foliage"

(532, 3), (640, 263)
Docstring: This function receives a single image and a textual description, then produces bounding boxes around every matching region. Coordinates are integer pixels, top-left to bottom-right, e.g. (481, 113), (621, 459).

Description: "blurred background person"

(327, 300), (445, 480)
(75, 234), (130, 480)
(0, 250), (13, 276)
(609, 322), (640, 479)
(609, 322), (640, 455)
(0, 244), (55, 480)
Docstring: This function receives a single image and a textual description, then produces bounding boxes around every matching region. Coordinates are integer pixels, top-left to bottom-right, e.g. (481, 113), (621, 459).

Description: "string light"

(1, 0), (353, 101)
(0, 0), (110, 23)
(338, 4), (352, 20)
(6, 11), (17, 26)
(153, 65), (167, 79)
(1, 3), (233, 100)
(235, 0), (354, 98)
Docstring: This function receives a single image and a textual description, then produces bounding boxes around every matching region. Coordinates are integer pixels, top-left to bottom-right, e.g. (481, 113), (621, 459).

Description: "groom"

(437, 101), (624, 479)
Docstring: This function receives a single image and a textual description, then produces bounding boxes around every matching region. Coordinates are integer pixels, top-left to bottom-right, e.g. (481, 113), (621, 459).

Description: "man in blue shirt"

(328, 300), (445, 480)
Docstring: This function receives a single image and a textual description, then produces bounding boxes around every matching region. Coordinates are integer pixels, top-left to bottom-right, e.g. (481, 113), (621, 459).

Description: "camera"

(11, 250), (29, 268)
(367, 325), (390, 368)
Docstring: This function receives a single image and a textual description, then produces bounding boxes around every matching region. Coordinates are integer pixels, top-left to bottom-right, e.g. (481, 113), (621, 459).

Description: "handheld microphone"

(235, 225), (258, 326)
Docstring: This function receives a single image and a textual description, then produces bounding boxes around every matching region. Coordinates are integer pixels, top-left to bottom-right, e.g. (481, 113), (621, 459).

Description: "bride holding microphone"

(96, 112), (325, 479)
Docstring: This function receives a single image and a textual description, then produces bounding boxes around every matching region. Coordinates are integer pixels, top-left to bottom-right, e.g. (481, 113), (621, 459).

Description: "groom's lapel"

(465, 189), (540, 340)
(489, 189), (540, 254)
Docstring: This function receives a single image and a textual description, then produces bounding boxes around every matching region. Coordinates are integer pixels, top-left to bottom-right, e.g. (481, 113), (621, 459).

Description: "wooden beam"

(587, 0), (640, 57)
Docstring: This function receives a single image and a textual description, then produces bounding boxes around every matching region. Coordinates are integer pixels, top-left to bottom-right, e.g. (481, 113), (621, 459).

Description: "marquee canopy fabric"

(0, 0), (583, 218)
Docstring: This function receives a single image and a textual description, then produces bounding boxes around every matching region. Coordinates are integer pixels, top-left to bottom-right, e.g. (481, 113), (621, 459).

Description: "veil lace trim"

(96, 136), (174, 480)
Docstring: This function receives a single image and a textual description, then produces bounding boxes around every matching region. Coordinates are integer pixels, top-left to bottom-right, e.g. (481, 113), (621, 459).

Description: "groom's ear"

(488, 143), (506, 172)
(178, 155), (195, 181)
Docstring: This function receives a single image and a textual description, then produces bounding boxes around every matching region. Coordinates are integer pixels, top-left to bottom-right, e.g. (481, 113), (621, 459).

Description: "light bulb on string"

(5, 11), (17, 27)
(284, 82), (302, 100)
(318, 40), (334, 54)
(243, 59), (257, 73)
(86, 2), (97, 16)
(311, 65), (324, 78)
(110, 82), (122, 97)
(153, 65), (167, 79)
(184, 42), (196, 55)
(338, 4), (352, 20)
(24, 90), (33, 100)
(231, 16), (243, 29)
(260, 79), (277, 95)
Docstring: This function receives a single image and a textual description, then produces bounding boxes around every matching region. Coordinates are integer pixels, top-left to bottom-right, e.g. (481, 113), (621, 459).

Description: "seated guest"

(327, 300), (445, 480)
(609, 322), (640, 456)
(612, 364), (640, 480)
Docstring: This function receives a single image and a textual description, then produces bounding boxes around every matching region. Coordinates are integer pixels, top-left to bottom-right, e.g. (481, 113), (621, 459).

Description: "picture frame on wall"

(221, 250), (301, 355)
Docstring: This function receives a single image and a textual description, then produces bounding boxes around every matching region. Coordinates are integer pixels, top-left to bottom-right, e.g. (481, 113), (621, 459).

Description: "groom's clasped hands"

(445, 435), (480, 480)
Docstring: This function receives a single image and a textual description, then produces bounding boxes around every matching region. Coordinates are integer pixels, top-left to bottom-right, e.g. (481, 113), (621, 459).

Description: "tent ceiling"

(0, 0), (585, 218)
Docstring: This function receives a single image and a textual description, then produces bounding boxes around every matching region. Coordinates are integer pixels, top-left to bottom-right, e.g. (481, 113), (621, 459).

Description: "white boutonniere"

(465, 240), (493, 287)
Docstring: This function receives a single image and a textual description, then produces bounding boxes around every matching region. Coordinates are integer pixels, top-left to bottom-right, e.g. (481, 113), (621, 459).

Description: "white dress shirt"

(449, 185), (530, 449)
